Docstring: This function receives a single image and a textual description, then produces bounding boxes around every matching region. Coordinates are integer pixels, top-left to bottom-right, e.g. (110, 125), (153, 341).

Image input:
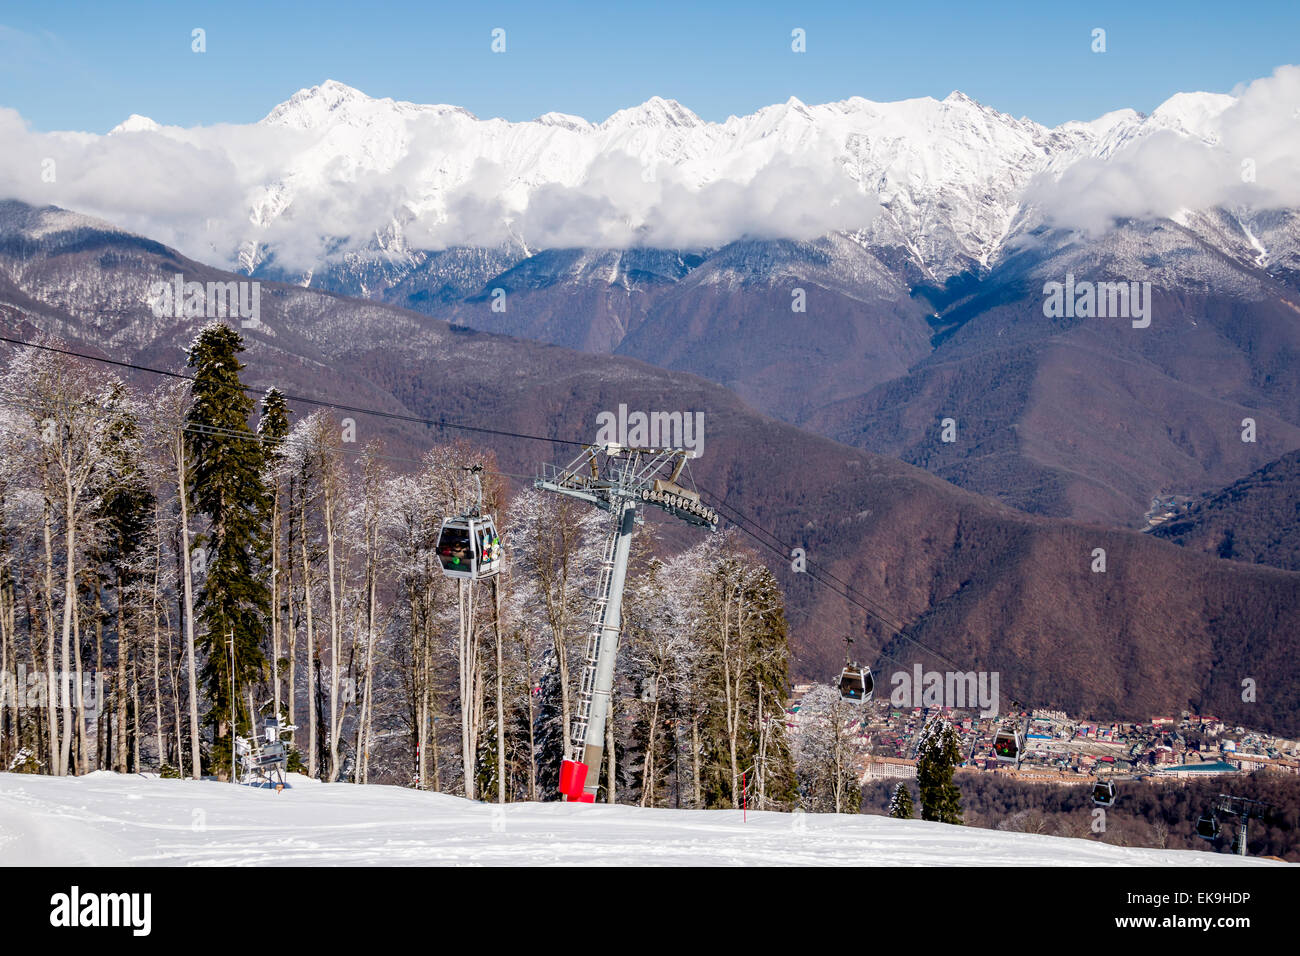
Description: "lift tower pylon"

(535, 443), (717, 801)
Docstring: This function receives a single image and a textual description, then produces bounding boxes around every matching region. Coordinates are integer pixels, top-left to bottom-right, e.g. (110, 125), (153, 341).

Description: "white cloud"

(4, 68), (1300, 270)
(0, 95), (878, 269)
(1024, 66), (1300, 235)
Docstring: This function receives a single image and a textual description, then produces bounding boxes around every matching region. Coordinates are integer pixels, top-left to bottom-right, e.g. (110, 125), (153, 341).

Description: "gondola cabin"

(1091, 780), (1117, 808)
(992, 728), (1023, 764)
(436, 515), (502, 580)
(838, 665), (873, 704)
(1195, 813), (1219, 841)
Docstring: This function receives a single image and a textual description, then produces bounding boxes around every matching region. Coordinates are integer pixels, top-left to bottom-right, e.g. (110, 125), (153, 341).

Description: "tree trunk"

(458, 579), (478, 800)
(72, 590), (86, 775)
(641, 690), (660, 808)
(606, 698), (616, 804)
(691, 716), (701, 809)
(176, 436), (202, 780)
(114, 578), (127, 772)
(152, 565), (164, 770)
(59, 485), (76, 775)
(166, 617), (184, 772)
(42, 506), (59, 774)
(299, 490), (317, 779)
(721, 586), (740, 804)
(356, 525), (377, 784)
(0, 573), (11, 769)
(494, 577), (505, 804)
(270, 486), (281, 726)
(323, 475), (340, 781)
(522, 634), (537, 801)
(286, 483), (297, 747)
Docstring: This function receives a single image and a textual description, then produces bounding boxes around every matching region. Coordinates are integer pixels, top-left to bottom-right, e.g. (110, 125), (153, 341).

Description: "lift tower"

(536, 443), (717, 801)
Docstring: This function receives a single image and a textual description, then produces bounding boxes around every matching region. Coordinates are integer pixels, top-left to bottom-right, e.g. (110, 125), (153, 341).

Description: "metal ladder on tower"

(569, 516), (621, 757)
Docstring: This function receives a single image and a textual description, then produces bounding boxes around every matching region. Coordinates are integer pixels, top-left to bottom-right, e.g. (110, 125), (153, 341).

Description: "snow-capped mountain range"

(5, 68), (1299, 285)
(5, 73), (1300, 531)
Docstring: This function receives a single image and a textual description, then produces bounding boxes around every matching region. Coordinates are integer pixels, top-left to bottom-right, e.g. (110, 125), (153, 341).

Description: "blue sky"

(2, 0), (1297, 132)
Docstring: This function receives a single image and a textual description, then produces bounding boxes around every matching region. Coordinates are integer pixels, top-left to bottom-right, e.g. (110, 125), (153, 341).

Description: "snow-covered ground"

(0, 772), (1278, 867)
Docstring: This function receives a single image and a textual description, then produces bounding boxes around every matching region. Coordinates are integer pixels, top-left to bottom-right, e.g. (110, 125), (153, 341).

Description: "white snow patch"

(0, 772), (1278, 867)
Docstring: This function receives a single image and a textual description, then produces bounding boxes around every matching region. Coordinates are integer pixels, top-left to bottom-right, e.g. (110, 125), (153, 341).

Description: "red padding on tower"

(559, 759), (588, 797)
(577, 792), (595, 803)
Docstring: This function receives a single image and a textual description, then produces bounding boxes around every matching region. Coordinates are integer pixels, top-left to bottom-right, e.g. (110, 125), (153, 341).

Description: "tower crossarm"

(535, 443), (718, 530)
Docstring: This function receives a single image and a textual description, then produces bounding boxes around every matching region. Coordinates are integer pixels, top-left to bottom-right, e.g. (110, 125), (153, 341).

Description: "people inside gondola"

(478, 531), (500, 566)
(837, 663), (872, 703)
(438, 527), (473, 570)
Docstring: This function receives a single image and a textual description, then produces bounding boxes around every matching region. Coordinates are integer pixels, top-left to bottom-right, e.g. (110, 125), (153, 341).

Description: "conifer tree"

(916, 715), (964, 824)
(258, 388), (291, 728)
(887, 781), (914, 819)
(531, 649), (568, 798)
(185, 322), (270, 773)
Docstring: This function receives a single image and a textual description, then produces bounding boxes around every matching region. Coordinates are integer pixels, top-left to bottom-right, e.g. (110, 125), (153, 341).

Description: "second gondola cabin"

(838, 664), (873, 704)
(992, 727), (1023, 764)
(1195, 812), (1219, 841)
(436, 514), (502, 580)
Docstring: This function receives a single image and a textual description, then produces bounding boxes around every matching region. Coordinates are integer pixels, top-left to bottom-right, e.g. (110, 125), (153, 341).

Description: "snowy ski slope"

(0, 771), (1278, 867)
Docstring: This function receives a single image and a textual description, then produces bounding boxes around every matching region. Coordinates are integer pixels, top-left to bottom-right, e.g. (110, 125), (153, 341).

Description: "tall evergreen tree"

(185, 322), (270, 773)
(258, 388), (291, 727)
(257, 388), (291, 450)
(916, 715), (964, 824)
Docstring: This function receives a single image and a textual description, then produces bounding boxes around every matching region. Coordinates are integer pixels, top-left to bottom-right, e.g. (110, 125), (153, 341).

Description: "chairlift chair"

(1091, 779), (1117, 808)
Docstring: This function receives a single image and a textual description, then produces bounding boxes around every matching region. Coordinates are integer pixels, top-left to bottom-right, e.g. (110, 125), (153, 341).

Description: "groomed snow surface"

(0, 771), (1277, 867)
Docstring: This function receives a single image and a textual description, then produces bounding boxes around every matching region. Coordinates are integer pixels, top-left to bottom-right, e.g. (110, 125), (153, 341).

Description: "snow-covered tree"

(795, 683), (862, 814)
(916, 714), (963, 824)
(505, 486), (605, 797)
(887, 781), (914, 819)
(691, 536), (798, 811)
(1, 344), (115, 775)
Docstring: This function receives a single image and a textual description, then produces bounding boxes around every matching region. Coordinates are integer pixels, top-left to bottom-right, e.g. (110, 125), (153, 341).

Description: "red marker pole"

(742, 770), (747, 822)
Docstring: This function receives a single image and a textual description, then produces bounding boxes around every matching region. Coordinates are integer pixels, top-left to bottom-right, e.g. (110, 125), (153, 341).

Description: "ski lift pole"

(463, 463), (485, 515)
(574, 501), (637, 801)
